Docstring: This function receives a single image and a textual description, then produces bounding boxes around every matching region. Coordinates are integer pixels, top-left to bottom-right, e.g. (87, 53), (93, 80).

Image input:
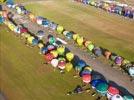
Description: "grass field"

(1, 25), (107, 100)
(23, 0), (134, 61)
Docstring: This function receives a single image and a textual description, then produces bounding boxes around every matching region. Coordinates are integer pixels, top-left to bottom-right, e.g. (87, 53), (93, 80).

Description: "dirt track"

(5, 3), (134, 96)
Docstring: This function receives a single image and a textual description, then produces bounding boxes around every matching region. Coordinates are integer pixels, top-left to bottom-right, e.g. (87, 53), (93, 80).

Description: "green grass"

(25, 0), (134, 61)
(0, 26), (105, 100)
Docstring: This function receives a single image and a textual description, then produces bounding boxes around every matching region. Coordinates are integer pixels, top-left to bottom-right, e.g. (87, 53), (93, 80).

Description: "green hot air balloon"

(87, 43), (94, 51)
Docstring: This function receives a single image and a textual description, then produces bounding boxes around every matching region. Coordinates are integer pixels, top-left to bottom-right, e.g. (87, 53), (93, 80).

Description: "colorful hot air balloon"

(65, 62), (73, 72)
(27, 36), (35, 44)
(128, 67), (134, 77)
(87, 43), (94, 52)
(96, 82), (108, 96)
(36, 16), (44, 25)
(42, 19), (50, 27)
(47, 45), (55, 51)
(38, 43), (44, 49)
(41, 47), (48, 54)
(73, 33), (79, 41)
(58, 60), (66, 70)
(76, 36), (84, 46)
(123, 95), (134, 100)
(107, 86), (120, 99)
(84, 40), (92, 48)
(32, 38), (39, 46)
(91, 79), (106, 89)
(82, 74), (91, 84)
(44, 53), (54, 63)
(93, 47), (102, 57)
(122, 59), (130, 66)
(111, 94), (123, 100)
(51, 59), (59, 68)
(48, 36), (56, 45)
(63, 31), (69, 36)
(57, 25), (64, 34)
(50, 50), (58, 58)
(66, 31), (73, 39)
(57, 45), (65, 56)
(66, 52), (74, 62)
(36, 30), (45, 40)
(49, 22), (57, 30)
(115, 56), (123, 66)
(104, 50), (112, 59)
(75, 60), (86, 72)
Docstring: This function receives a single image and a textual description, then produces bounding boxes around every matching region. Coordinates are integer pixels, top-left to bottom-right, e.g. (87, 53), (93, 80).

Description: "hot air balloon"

(47, 44), (55, 51)
(75, 60), (86, 72)
(38, 43), (44, 49)
(110, 54), (118, 61)
(93, 47), (102, 57)
(63, 31), (69, 36)
(27, 36), (35, 44)
(36, 30), (45, 40)
(91, 79), (106, 89)
(57, 25), (64, 34)
(42, 19), (50, 27)
(121, 59), (130, 66)
(76, 36), (84, 46)
(96, 82), (108, 96)
(84, 40), (92, 48)
(57, 45), (65, 56)
(50, 50), (58, 58)
(107, 86), (120, 99)
(29, 13), (36, 22)
(128, 67), (134, 77)
(104, 50), (112, 59)
(87, 43), (94, 52)
(36, 16), (44, 25)
(44, 53), (54, 63)
(49, 22), (57, 30)
(111, 94), (123, 100)
(115, 56), (123, 66)
(65, 62), (73, 72)
(51, 59), (59, 68)
(58, 59), (66, 70)
(82, 74), (92, 84)
(41, 47), (48, 54)
(123, 95), (134, 100)
(48, 36), (56, 45)
(73, 33), (79, 41)
(66, 52), (74, 62)
(66, 31), (73, 39)
(32, 38), (39, 46)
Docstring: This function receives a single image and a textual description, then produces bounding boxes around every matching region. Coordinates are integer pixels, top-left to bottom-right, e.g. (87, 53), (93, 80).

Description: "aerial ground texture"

(1, 0), (134, 100)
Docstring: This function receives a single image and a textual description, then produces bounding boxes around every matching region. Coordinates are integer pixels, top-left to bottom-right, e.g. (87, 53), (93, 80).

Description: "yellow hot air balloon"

(65, 62), (73, 72)
(57, 45), (65, 55)
(73, 34), (79, 41)
(38, 43), (44, 49)
(27, 36), (35, 44)
(57, 25), (64, 34)
(50, 50), (58, 58)
(66, 52), (74, 62)
(77, 36), (84, 46)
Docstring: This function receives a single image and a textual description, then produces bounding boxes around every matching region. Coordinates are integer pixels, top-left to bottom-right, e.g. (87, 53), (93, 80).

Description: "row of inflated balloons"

(1, 4), (134, 100)
(74, 0), (134, 19)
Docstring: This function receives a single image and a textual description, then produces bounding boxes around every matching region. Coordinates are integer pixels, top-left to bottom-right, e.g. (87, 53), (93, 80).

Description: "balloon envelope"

(87, 44), (94, 51)
(65, 62), (73, 72)
(41, 47), (48, 54)
(51, 59), (59, 68)
(123, 95), (134, 100)
(44, 53), (54, 63)
(96, 82), (108, 96)
(82, 74), (91, 84)
(91, 79), (106, 89)
(107, 86), (119, 99)
(57, 25), (64, 34)
(50, 50), (58, 58)
(66, 52), (74, 62)
(57, 46), (65, 55)
(111, 94), (123, 100)
(77, 37), (84, 46)
(128, 67), (134, 77)
(47, 45), (55, 51)
(58, 60), (66, 70)
(75, 60), (86, 71)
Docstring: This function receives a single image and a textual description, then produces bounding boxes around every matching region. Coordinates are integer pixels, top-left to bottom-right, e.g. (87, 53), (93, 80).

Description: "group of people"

(74, 0), (134, 19)
(1, 2), (134, 100)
